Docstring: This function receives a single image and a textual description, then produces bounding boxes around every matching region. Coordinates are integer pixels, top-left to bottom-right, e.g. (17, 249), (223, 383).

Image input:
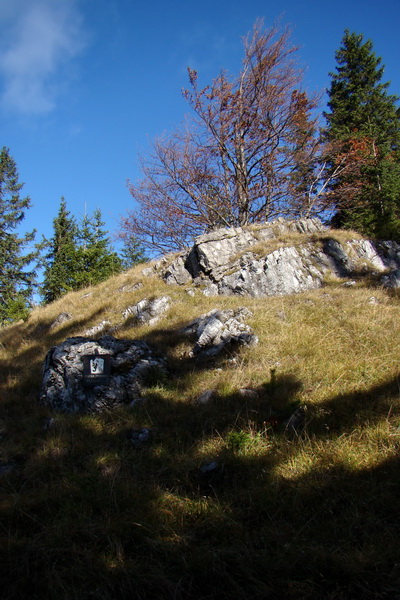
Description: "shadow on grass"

(1, 314), (400, 599)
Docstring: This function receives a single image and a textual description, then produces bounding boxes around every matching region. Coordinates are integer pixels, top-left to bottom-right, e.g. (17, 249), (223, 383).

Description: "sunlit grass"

(1, 239), (400, 598)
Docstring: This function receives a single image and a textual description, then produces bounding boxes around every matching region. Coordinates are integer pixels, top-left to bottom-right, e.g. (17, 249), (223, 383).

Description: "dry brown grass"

(1, 254), (400, 599)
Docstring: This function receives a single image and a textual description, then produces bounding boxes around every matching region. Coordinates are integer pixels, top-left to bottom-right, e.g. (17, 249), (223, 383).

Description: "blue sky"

(1, 0), (399, 255)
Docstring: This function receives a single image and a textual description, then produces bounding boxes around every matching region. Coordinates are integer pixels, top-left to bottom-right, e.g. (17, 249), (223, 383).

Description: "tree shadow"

(2, 312), (400, 599)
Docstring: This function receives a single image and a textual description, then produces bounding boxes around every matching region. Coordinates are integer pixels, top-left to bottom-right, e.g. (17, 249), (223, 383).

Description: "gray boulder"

(50, 312), (73, 329)
(381, 269), (400, 289)
(218, 245), (333, 297)
(83, 320), (112, 337)
(183, 307), (258, 357)
(192, 217), (325, 282)
(163, 254), (193, 285)
(122, 296), (171, 325)
(117, 282), (143, 293)
(39, 335), (166, 413)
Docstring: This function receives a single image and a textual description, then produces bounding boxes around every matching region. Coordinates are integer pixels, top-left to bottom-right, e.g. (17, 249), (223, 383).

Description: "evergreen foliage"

(324, 30), (400, 238)
(0, 147), (36, 324)
(120, 232), (147, 270)
(74, 208), (122, 288)
(41, 198), (78, 304)
(41, 202), (122, 304)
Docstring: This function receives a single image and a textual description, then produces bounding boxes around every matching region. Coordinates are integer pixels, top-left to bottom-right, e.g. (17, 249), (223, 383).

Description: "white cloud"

(0, 0), (86, 115)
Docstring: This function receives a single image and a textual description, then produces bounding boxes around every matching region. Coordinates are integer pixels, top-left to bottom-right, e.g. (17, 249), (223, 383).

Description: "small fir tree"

(41, 203), (122, 303)
(74, 208), (122, 288)
(41, 198), (78, 304)
(120, 232), (147, 270)
(0, 147), (36, 324)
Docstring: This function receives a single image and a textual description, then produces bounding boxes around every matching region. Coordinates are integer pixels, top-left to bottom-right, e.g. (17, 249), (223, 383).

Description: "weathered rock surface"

(182, 307), (258, 357)
(39, 335), (166, 413)
(162, 218), (400, 297)
(50, 312), (73, 329)
(193, 389), (217, 405)
(122, 296), (171, 325)
(128, 427), (153, 448)
(117, 281), (143, 293)
(83, 320), (112, 337)
(163, 256), (193, 285)
(218, 245), (330, 297)
(381, 268), (400, 289)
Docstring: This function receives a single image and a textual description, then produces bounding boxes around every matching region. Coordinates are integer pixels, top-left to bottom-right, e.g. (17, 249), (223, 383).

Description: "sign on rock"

(83, 354), (111, 387)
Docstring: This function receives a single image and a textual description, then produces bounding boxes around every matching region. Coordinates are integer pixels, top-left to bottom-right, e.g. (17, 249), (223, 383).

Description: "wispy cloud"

(0, 0), (86, 115)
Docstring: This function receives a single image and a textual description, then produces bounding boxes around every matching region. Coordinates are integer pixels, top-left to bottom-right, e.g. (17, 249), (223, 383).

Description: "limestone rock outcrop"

(162, 218), (400, 296)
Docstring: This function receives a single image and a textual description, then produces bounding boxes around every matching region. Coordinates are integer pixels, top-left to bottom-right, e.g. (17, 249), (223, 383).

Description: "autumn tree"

(0, 147), (36, 323)
(324, 30), (400, 238)
(121, 20), (320, 252)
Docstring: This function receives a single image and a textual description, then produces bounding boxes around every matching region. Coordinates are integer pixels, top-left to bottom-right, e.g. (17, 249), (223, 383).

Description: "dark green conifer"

(74, 208), (122, 288)
(120, 233), (147, 270)
(42, 204), (122, 302)
(0, 147), (36, 323)
(324, 30), (400, 238)
(41, 198), (78, 304)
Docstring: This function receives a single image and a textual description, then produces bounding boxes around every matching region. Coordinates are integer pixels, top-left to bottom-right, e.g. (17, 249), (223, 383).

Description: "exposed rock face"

(192, 218), (323, 276)
(218, 245), (331, 297)
(117, 281), (143, 293)
(381, 269), (400, 289)
(122, 296), (171, 325)
(50, 312), (73, 329)
(182, 307), (258, 357)
(83, 320), (112, 337)
(39, 335), (166, 413)
(128, 427), (153, 448)
(162, 218), (400, 296)
(163, 256), (193, 285)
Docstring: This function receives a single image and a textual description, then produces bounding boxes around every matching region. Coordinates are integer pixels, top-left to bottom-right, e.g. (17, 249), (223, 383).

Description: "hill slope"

(1, 224), (400, 599)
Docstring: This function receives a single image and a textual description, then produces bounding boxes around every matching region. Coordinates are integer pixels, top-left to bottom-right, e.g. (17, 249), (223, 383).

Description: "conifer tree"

(0, 147), (36, 324)
(41, 204), (121, 304)
(324, 30), (400, 238)
(120, 232), (147, 270)
(74, 208), (122, 288)
(41, 198), (78, 304)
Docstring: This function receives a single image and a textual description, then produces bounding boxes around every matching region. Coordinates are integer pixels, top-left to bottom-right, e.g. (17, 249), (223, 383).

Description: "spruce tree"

(120, 232), (147, 270)
(324, 30), (400, 238)
(74, 208), (122, 288)
(0, 147), (36, 324)
(41, 198), (78, 304)
(41, 203), (122, 303)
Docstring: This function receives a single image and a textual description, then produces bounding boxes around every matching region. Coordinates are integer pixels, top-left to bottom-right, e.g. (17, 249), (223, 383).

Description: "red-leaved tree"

(121, 20), (322, 253)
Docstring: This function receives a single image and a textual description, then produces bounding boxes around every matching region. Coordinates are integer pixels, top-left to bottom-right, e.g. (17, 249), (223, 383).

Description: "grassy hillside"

(1, 231), (400, 599)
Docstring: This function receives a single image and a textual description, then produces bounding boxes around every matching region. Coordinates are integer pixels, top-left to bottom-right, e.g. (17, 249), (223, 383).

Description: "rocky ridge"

(158, 218), (400, 296)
